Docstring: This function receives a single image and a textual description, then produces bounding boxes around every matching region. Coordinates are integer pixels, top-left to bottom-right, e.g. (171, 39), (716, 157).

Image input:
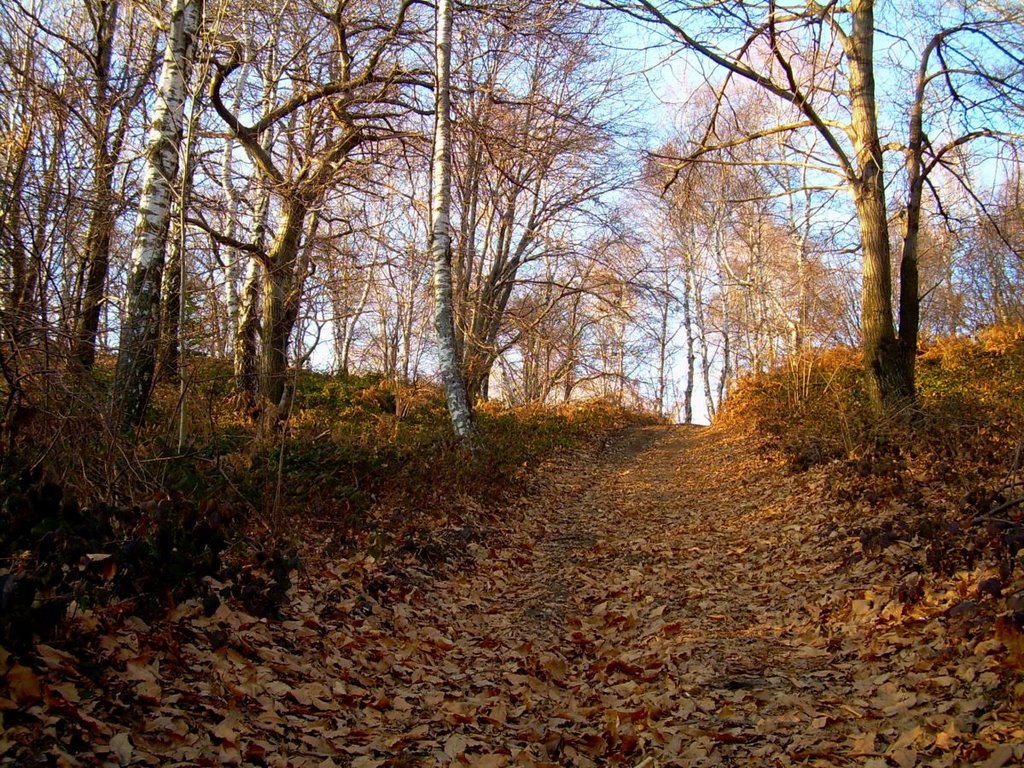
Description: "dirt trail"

(9, 424), (1023, 767)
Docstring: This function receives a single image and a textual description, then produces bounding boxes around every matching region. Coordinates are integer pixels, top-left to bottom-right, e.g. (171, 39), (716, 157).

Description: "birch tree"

(112, 0), (202, 427)
(429, 0), (473, 438)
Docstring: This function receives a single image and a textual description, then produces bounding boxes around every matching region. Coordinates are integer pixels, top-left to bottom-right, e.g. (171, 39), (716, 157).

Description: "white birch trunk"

(429, 0), (474, 440)
(682, 254), (695, 425)
(113, 0), (202, 427)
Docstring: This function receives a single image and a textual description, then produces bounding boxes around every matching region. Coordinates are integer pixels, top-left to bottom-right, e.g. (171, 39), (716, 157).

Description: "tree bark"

(159, 130), (198, 380)
(221, 62), (250, 353)
(844, 0), (914, 410)
(429, 0), (474, 440)
(113, 0), (202, 428)
(683, 257), (695, 424)
(75, 0), (120, 368)
(896, 28), (949, 395)
(235, 255), (261, 406)
(233, 135), (273, 407)
(1, 130), (32, 345)
(259, 196), (308, 409)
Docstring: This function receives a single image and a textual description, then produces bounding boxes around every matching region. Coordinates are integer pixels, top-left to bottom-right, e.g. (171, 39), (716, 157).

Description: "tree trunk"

(655, 296), (669, 418)
(896, 26), (946, 395)
(235, 256), (261, 407)
(463, 351), (493, 406)
(845, 0), (914, 411)
(20, 117), (66, 346)
(158, 208), (183, 380)
(697, 294), (715, 422)
(75, 0), (120, 368)
(113, 0), (201, 428)
(683, 261), (695, 424)
(714, 224), (730, 415)
(0, 23), (39, 352)
(159, 132), (198, 380)
(1, 129), (32, 346)
(259, 196), (308, 409)
(234, 140), (273, 407)
(429, 0), (474, 440)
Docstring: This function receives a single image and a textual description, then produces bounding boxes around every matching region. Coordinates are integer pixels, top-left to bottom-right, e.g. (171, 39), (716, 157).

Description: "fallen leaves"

(2, 424), (1023, 765)
(1, 663), (39, 711)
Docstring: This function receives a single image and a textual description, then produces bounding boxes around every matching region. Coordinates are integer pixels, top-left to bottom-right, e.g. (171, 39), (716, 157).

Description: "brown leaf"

(888, 748), (918, 768)
(849, 731), (877, 755)
(212, 716), (240, 745)
(979, 745), (1015, 768)
(7, 664), (41, 705)
(109, 733), (133, 767)
(444, 733), (471, 759)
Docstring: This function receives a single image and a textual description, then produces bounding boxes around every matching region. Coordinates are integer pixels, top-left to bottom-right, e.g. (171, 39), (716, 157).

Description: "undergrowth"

(0, 361), (653, 646)
(721, 324), (1024, 654)
(721, 324), (1024, 480)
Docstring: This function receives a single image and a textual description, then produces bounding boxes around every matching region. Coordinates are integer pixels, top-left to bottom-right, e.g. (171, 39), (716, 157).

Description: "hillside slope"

(3, 422), (1022, 766)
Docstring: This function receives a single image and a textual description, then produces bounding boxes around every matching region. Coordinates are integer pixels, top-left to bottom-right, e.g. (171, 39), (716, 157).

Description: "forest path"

(423, 422), (864, 766)
(265, 423), (1019, 766)
(17, 424), (1023, 767)
(313, 422), (1018, 767)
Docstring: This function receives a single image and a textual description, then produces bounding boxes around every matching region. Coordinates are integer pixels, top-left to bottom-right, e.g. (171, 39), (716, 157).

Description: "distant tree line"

(0, 0), (1021, 436)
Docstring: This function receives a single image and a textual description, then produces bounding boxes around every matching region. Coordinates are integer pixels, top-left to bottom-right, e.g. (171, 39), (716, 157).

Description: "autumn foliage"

(722, 325), (1024, 465)
(722, 325), (1024, 668)
(0, 367), (654, 649)
(4, 335), (1024, 766)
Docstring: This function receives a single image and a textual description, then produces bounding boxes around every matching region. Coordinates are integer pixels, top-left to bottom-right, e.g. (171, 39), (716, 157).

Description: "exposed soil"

(3, 424), (1023, 766)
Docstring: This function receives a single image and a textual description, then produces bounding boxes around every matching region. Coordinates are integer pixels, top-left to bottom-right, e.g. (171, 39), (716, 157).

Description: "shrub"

(720, 326), (1024, 472)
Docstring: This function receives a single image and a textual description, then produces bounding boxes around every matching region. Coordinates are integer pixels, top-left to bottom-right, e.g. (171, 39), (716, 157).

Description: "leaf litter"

(2, 423), (1023, 766)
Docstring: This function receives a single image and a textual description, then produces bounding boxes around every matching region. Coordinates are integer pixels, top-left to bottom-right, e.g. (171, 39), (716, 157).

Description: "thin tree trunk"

(234, 151), (273, 407)
(2, 136), (31, 345)
(429, 0), (474, 440)
(159, 208), (183, 380)
(221, 62), (250, 350)
(683, 259), (695, 424)
(113, 0), (202, 428)
(0, 30), (37, 349)
(235, 255), (261, 406)
(21, 116), (67, 346)
(689, 255), (714, 417)
(75, 0), (121, 368)
(159, 126), (198, 380)
(714, 223), (730, 415)
(896, 26), (948, 394)
(655, 293), (669, 418)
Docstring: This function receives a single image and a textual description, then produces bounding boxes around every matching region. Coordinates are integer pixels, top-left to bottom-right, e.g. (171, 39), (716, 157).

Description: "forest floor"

(4, 422), (1024, 767)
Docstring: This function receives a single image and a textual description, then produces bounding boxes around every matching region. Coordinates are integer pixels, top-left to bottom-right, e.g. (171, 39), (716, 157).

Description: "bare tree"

(209, 0), (424, 413)
(113, 0), (203, 427)
(75, 0), (155, 368)
(429, 0), (474, 438)
(449, 6), (628, 403)
(605, 0), (1024, 411)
